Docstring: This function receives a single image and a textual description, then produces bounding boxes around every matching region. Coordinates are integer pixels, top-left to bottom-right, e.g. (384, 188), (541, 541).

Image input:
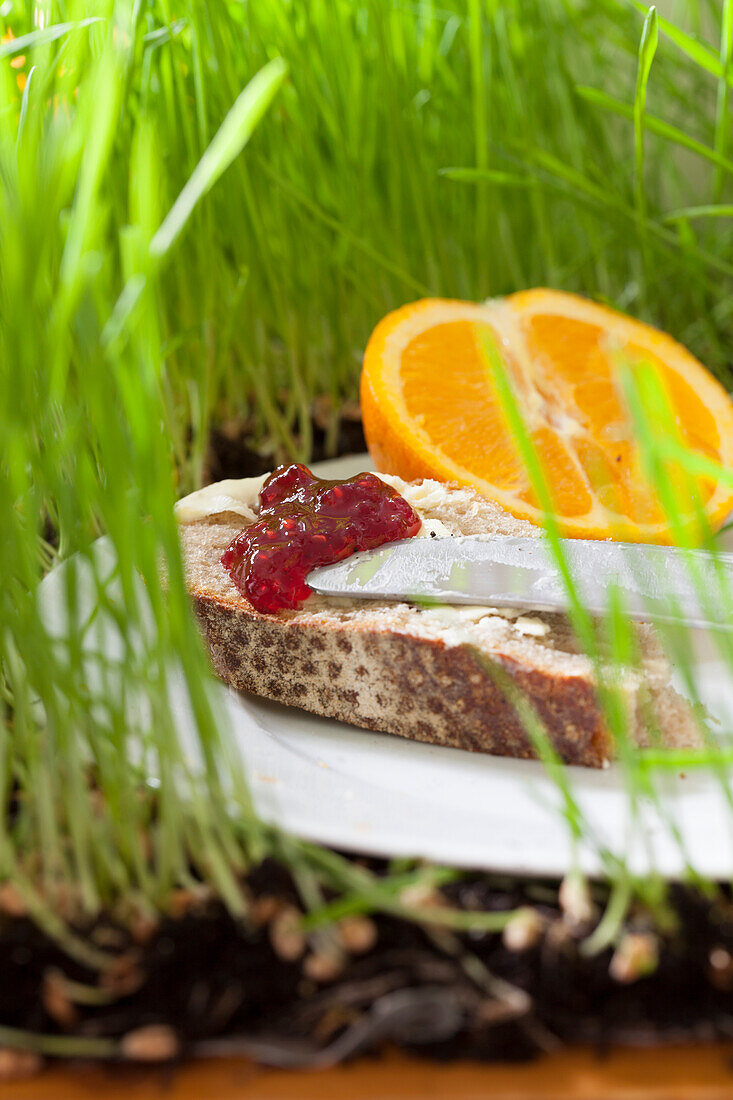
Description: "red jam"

(220, 463), (421, 614)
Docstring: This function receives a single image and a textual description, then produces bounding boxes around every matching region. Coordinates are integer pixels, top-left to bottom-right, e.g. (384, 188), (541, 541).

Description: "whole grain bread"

(178, 475), (702, 768)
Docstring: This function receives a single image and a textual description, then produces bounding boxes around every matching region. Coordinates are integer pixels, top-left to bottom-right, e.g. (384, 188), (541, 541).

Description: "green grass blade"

(0, 17), (102, 59)
(663, 204), (733, 222)
(626, 0), (722, 78)
(633, 6), (658, 238)
(714, 0), (733, 197)
(150, 57), (288, 259)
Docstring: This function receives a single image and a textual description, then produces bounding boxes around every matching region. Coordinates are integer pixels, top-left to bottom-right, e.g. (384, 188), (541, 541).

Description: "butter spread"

(374, 474), (453, 539)
(174, 476), (266, 524)
(513, 616), (550, 637)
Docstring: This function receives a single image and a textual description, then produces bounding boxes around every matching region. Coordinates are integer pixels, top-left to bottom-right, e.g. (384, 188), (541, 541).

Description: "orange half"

(360, 290), (733, 542)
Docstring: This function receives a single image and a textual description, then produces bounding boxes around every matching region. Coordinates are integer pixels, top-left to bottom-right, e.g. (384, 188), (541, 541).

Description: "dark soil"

(3, 860), (733, 1072)
(205, 407), (367, 483)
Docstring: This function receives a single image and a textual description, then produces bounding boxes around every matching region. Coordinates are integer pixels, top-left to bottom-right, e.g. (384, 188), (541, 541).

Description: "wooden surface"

(2, 1045), (733, 1100)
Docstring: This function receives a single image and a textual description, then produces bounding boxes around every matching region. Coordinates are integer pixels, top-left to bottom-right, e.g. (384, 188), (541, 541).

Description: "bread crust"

(191, 591), (614, 767)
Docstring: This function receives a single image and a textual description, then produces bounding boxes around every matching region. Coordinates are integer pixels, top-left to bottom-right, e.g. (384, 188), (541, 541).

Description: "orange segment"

(401, 321), (523, 491)
(360, 290), (733, 543)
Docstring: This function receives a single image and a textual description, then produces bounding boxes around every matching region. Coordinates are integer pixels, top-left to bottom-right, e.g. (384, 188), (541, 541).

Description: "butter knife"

(307, 536), (733, 631)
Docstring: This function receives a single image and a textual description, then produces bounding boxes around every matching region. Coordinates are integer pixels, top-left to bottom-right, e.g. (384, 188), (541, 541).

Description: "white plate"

(40, 456), (733, 880)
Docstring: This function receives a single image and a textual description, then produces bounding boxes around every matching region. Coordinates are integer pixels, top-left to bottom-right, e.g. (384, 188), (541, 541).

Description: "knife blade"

(307, 536), (733, 631)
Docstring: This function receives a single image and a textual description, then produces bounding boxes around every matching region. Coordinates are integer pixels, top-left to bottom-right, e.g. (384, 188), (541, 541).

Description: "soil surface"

(205, 408), (367, 484)
(2, 860), (733, 1073)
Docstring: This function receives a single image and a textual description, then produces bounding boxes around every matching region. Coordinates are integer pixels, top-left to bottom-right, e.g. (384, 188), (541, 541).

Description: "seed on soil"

(708, 945), (733, 990)
(399, 883), (445, 910)
(338, 915), (378, 954)
(128, 912), (160, 946)
(251, 894), (285, 926)
(269, 904), (306, 961)
(609, 932), (659, 983)
(543, 918), (573, 954)
(100, 950), (145, 996)
(42, 969), (79, 1028)
(166, 886), (212, 919)
(558, 874), (595, 927)
(303, 948), (345, 983)
(120, 1025), (180, 1063)
(502, 907), (545, 953)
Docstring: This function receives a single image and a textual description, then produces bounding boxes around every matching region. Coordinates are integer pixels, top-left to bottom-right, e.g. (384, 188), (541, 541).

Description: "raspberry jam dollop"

(220, 463), (421, 614)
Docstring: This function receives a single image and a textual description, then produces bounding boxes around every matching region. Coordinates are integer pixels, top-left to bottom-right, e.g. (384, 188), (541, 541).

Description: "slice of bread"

(178, 475), (702, 768)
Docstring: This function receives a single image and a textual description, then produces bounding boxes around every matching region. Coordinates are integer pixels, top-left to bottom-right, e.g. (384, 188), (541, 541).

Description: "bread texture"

(179, 476), (702, 768)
